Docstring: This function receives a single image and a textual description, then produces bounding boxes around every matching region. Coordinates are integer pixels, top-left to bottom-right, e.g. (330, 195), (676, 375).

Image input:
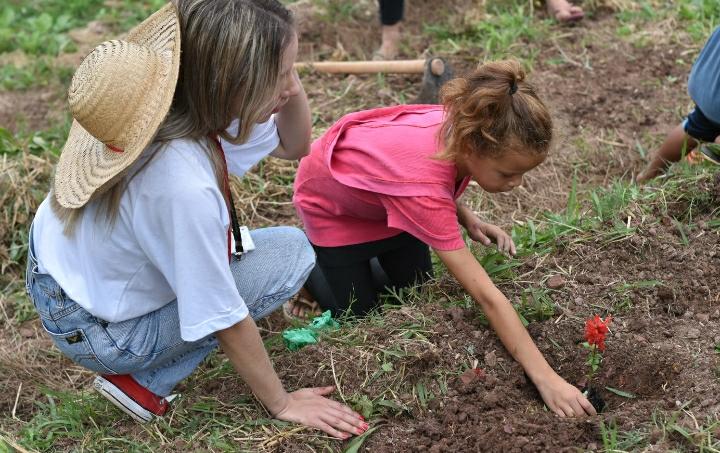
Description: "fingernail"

(356, 428), (364, 434)
(362, 422), (370, 430)
(359, 415), (365, 421)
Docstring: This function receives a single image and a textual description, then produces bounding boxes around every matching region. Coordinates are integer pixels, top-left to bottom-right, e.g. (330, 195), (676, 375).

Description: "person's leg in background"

(545, 0), (584, 23)
(376, 0), (404, 59)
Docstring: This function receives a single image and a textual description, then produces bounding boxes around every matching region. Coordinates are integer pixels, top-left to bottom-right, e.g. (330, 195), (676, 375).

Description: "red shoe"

(93, 374), (173, 423)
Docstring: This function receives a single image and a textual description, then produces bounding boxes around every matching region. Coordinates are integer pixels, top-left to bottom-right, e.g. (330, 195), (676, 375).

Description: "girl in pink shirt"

(292, 59), (596, 418)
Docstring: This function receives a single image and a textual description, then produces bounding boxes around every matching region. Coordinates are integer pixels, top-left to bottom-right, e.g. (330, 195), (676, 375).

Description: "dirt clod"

(546, 275), (566, 289)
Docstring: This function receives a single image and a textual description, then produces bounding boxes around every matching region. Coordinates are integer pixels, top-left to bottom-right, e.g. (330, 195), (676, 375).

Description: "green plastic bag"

(282, 310), (339, 351)
(282, 328), (318, 351)
(309, 310), (340, 330)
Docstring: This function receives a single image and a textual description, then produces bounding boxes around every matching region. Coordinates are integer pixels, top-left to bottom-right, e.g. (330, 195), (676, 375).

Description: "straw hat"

(54, 3), (181, 208)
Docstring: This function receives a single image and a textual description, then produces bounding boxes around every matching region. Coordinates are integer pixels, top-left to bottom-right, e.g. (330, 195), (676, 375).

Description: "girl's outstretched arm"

(434, 246), (596, 417)
(216, 317), (366, 438)
(272, 70), (312, 160)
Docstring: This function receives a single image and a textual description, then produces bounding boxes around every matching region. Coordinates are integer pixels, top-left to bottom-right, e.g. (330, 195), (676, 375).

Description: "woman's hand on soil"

(466, 219), (516, 256)
(536, 373), (596, 417)
(273, 386), (368, 439)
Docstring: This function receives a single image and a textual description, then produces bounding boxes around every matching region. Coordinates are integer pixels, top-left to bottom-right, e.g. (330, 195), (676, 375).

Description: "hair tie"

(509, 80), (518, 95)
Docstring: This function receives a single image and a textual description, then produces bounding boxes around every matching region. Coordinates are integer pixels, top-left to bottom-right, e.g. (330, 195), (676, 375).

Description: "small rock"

(696, 313), (710, 323)
(19, 328), (34, 338)
(447, 307), (465, 324)
(482, 391), (500, 408)
(648, 227), (658, 236)
(546, 275), (565, 289)
(457, 411), (467, 423)
(587, 443), (598, 451)
(503, 423), (514, 434)
(459, 368), (479, 385)
(484, 351), (498, 367)
(515, 436), (530, 447)
(711, 309), (720, 320)
(686, 328), (701, 339)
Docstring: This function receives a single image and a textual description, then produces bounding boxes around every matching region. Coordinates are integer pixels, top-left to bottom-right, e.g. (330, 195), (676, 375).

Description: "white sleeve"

(222, 116), (280, 177)
(132, 183), (248, 342)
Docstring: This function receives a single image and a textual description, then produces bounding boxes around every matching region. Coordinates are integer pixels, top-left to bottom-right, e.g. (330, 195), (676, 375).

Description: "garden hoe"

(294, 57), (455, 104)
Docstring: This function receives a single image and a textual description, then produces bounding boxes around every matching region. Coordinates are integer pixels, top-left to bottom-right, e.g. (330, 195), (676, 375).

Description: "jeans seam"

(251, 290), (289, 318)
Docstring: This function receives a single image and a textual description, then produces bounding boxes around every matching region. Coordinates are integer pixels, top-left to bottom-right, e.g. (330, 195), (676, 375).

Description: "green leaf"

(516, 310), (529, 327)
(375, 399), (406, 412)
(343, 426), (380, 453)
(381, 362), (393, 372)
(350, 395), (374, 419)
(604, 386), (636, 399)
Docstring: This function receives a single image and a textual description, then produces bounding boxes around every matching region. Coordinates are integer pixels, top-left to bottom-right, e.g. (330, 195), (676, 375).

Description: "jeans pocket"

(39, 320), (115, 374)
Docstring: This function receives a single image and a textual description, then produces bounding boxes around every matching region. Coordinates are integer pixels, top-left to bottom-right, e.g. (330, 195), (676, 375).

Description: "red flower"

(584, 315), (612, 352)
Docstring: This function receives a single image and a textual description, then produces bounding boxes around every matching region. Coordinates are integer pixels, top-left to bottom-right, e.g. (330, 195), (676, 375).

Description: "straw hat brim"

(54, 3), (181, 209)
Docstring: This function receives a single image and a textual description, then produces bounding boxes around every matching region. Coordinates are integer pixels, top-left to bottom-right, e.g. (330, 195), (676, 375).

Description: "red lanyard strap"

(209, 135), (244, 260)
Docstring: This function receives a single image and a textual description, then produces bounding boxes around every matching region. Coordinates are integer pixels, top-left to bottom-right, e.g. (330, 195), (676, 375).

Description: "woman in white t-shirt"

(25, 0), (367, 439)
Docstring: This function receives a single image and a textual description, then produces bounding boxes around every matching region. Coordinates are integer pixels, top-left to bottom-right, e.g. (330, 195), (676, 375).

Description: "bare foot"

(546, 0), (584, 23)
(374, 23), (401, 60)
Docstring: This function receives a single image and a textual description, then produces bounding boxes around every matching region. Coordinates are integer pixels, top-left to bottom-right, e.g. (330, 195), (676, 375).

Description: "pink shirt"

(294, 105), (470, 251)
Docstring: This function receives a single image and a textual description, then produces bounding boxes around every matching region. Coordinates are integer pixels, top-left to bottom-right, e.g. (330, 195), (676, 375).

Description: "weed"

(612, 280), (662, 312)
(515, 287), (556, 326)
(600, 418), (648, 451)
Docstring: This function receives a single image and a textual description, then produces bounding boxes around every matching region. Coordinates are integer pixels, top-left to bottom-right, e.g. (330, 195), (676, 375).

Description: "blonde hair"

(437, 59), (552, 161)
(52, 0), (295, 233)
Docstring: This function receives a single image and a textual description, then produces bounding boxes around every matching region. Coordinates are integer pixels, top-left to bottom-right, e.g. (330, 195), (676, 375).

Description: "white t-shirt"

(32, 117), (280, 342)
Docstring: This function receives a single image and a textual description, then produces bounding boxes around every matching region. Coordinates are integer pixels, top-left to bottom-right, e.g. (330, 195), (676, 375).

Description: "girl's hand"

(465, 217), (516, 256)
(273, 386), (368, 439)
(535, 373), (596, 417)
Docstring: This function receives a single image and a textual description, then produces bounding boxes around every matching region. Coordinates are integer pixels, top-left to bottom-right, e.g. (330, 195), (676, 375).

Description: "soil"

(0, 89), (64, 133)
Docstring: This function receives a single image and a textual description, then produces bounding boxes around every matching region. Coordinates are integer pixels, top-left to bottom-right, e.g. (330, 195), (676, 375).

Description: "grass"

(0, 0), (166, 89)
(425, 1), (548, 64)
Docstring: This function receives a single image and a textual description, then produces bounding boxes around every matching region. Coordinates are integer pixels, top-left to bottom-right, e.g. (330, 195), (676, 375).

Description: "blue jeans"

(26, 226), (315, 396)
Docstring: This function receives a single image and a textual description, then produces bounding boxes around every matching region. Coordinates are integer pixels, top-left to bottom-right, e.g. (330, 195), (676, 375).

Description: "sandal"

(699, 143), (720, 165)
(283, 293), (322, 322)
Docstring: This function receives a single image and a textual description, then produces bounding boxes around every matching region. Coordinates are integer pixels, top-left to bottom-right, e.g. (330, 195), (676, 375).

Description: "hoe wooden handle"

(294, 58), (446, 75)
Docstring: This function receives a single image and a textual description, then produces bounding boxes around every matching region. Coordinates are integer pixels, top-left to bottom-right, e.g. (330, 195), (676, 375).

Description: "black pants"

(305, 233), (433, 316)
(379, 0), (404, 26)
